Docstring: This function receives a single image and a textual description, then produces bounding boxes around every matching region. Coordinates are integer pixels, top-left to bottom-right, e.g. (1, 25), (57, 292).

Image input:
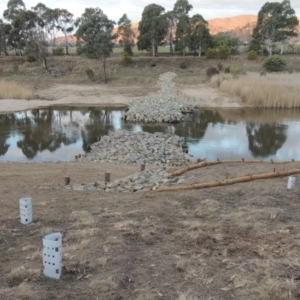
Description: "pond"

(0, 106), (300, 162)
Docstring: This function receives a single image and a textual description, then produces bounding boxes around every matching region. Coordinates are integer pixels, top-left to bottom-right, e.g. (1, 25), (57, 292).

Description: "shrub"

(230, 66), (244, 78)
(247, 50), (257, 60)
(217, 62), (223, 71)
(263, 55), (286, 72)
(53, 47), (64, 56)
(224, 66), (231, 74)
(206, 67), (219, 78)
(205, 48), (217, 59)
(26, 55), (36, 62)
(85, 69), (95, 81)
(179, 60), (188, 69)
(12, 63), (19, 73)
(123, 51), (132, 65)
(218, 46), (231, 59)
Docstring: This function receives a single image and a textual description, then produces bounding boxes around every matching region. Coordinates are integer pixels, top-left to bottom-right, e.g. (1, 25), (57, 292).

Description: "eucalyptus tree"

(173, 0), (193, 55)
(117, 14), (135, 56)
(173, 0), (193, 17)
(175, 14), (190, 55)
(0, 19), (11, 55)
(55, 9), (75, 55)
(31, 3), (58, 49)
(187, 14), (211, 56)
(3, 0), (26, 20)
(75, 8), (116, 83)
(137, 4), (167, 56)
(251, 0), (298, 55)
(24, 11), (50, 71)
(4, 0), (27, 55)
(164, 11), (175, 55)
(75, 7), (104, 26)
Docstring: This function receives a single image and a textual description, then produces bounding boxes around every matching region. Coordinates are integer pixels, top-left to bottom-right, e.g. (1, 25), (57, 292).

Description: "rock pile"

(68, 167), (190, 193)
(76, 130), (199, 167)
(124, 72), (196, 123)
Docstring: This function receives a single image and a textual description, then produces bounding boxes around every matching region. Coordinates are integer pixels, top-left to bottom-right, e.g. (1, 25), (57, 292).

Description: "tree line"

(0, 0), (298, 81)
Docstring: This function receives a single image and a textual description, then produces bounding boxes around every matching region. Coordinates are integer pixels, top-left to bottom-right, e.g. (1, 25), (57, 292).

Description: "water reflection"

(0, 107), (300, 162)
(246, 123), (288, 158)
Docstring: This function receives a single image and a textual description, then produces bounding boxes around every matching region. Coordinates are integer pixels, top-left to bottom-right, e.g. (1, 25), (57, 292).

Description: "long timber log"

(168, 159), (298, 178)
(155, 169), (300, 193)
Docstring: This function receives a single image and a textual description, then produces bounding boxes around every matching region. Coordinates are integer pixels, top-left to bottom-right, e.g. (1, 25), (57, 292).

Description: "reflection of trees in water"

(246, 123), (288, 157)
(0, 114), (16, 156)
(140, 123), (171, 135)
(173, 110), (225, 141)
(16, 108), (78, 159)
(137, 110), (225, 141)
(81, 108), (115, 151)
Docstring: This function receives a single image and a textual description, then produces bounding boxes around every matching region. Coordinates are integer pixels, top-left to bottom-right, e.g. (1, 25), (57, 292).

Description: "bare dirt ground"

(0, 82), (241, 113)
(1, 160), (300, 300)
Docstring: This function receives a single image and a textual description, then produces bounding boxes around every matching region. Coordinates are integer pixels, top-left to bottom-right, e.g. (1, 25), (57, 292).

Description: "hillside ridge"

(56, 14), (300, 45)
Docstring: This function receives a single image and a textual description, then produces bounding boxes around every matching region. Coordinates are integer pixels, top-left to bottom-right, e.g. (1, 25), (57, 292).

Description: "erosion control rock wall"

(124, 72), (196, 123)
(76, 130), (199, 167)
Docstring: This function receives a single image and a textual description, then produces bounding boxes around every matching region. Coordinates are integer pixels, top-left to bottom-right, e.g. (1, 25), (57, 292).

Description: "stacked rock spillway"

(124, 72), (196, 123)
(77, 130), (198, 167)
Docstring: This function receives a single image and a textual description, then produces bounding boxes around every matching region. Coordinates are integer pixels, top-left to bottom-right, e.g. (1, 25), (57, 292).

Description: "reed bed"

(0, 80), (34, 100)
(211, 72), (300, 108)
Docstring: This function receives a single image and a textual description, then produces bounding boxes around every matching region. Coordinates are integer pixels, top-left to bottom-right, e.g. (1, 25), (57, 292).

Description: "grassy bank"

(211, 72), (300, 108)
(0, 80), (34, 100)
(0, 53), (274, 89)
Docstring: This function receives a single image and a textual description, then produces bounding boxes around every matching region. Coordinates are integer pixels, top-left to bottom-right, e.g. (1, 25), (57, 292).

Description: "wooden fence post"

(63, 176), (70, 186)
(105, 172), (111, 183)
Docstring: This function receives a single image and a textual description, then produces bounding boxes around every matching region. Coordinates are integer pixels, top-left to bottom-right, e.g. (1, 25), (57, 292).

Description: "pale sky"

(0, 0), (299, 23)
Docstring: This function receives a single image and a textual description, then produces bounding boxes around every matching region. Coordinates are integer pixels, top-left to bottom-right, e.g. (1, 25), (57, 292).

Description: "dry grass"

(211, 72), (300, 108)
(89, 277), (118, 293)
(14, 283), (35, 300)
(0, 80), (34, 100)
(7, 266), (41, 281)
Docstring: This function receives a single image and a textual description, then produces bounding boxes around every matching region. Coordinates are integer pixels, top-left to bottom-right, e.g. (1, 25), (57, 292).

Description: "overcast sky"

(0, 0), (299, 22)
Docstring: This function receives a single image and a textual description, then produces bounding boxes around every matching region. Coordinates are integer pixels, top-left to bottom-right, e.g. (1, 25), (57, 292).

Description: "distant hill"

(208, 15), (257, 43)
(55, 15), (300, 46)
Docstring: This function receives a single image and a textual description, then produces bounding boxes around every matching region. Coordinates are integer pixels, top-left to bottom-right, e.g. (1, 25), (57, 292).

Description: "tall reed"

(0, 80), (34, 100)
(211, 72), (300, 108)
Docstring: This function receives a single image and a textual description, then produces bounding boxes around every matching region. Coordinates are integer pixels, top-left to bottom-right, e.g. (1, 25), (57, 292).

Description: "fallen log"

(156, 169), (300, 192)
(168, 159), (298, 178)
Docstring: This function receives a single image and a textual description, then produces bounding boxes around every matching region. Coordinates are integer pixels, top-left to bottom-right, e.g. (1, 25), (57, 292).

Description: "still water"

(0, 106), (300, 162)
